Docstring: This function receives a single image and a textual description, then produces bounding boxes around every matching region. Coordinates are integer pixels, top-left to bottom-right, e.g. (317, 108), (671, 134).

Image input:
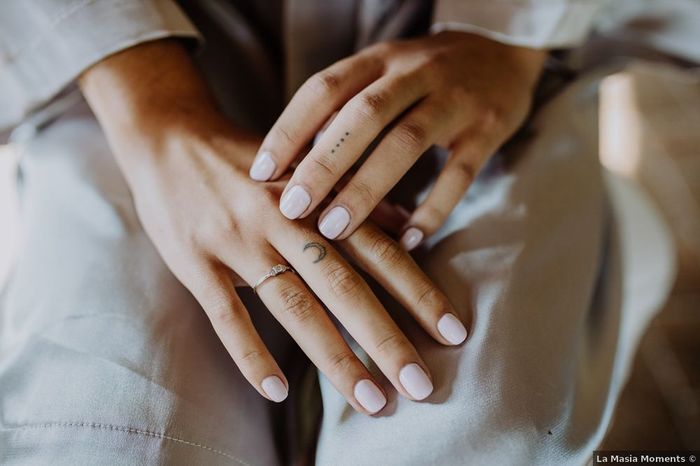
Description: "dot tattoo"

(303, 242), (327, 263)
(330, 132), (350, 156)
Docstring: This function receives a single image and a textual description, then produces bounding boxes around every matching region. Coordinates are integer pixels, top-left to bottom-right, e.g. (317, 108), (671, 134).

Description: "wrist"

(79, 39), (251, 173)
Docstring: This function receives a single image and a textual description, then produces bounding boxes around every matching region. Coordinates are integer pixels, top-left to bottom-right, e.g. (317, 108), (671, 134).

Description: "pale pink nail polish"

(280, 185), (311, 219)
(261, 375), (288, 402)
(437, 313), (468, 345)
(400, 227), (423, 251)
(399, 363), (433, 400)
(354, 379), (387, 414)
(319, 206), (350, 239)
(249, 151), (276, 181)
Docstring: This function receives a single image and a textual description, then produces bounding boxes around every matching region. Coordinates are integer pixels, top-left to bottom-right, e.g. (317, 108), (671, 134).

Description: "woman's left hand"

(250, 31), (546, 249)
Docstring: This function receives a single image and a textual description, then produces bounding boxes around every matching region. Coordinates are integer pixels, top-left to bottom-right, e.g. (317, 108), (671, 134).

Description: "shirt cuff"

(431, 0), (602, 49)
(0, 0), (202, 131)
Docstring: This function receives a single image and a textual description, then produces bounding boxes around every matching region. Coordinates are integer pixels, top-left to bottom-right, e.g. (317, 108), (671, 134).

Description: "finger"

(250, 53), (383, 181)
(318, 97), (459, 240)
(268, 226), (435, 401)
(319, 171), (409, 235)
(251, 262), (389, 415)
(368, 199), (410, 235)
(278, 72), (428, 222)
(400, 129), (496, 250)
(187, 260), (289, 403)
(341, 221), (468, 346)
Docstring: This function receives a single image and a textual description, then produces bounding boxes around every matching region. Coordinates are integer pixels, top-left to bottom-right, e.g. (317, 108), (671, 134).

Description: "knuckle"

(416, 285), (449, 313)
(239, 349), (265, 366)
(454, 160), (476, 185)
(394, 120), (428, 152)
(419, 203), (447, 230)
(354, 91), (389, 121)
(275, 125), (297, 146)
(278, 285), (316, 322)
(428, 51), (451, 69)
(324, 263), (363, 299)
(328, 351), (357, 376)
(375, 331), (409, 357)
(308, 70), (341, 97)
(309, 153), (337, 176)
(447, 86), (471, 107)
(206, 296), (236, 326)
(367, 231), (404, 267)
(366, 40), (394, 56)
(479, 104), (509, 133)
(347, 179), (379, 206)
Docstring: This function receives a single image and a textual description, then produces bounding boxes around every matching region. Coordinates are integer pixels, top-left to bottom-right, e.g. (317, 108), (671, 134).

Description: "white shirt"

(0, 0), (604, 132)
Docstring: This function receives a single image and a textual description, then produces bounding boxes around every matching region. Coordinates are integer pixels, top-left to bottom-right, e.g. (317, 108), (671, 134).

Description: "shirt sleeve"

(0, 0), (202, 131)
(432, 0), (605, 49)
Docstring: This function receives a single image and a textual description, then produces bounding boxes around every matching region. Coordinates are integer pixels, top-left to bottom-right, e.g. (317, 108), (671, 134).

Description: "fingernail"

(261, 375), (288, 402)
(249, 151), (276, 181)
(319, 206), (350, 239)
(400, 227), (424, 251)
(399, 363), (433, 400)
(437, 313), (468, 345)
(354, 379), (387, 414)
(280, 185), (311, 219)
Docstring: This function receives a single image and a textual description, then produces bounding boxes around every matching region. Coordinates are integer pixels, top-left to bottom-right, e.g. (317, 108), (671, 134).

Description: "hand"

(250, 32), (546, 249)
(80, 40), (468, 415)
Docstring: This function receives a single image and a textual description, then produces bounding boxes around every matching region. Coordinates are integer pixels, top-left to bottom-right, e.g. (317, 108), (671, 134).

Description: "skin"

(253, 31), (547, 248)
(79, 40), (465, 415)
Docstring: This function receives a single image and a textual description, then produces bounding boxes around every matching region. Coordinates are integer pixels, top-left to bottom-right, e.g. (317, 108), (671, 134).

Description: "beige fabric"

(0, 69), (676, 465)
(432, 0), (605, 49)
(0, 0), (605, 133)
(0, 0), (200, 132)
(0, 1), (678, 465)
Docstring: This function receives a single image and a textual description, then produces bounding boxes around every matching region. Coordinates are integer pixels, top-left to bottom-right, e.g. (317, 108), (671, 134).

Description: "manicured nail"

(261, 375), (288, 402)
(399, 363), (433, 400)
(400, 227), (423, 251)
(354, 379), (387, 414)
(249, 151), (276, 181)
(319, 206), (350, 239)
(437, 313), (468, 345)
(280, 185), (311, 219)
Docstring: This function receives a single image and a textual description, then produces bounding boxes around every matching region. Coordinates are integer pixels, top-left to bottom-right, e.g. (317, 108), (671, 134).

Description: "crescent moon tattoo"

(303, 242), (327, 263)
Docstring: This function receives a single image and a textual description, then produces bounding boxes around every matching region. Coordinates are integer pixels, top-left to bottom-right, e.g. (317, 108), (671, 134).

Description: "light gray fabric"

(0, 70), (674, 465)
(432, 0), (606, 49)
(0, 1), (676, 465)
(314, 73), (629, 465)
(0, 0), (200, 133)
(0, 106), (286, 466)
(0, 0), (605, 133)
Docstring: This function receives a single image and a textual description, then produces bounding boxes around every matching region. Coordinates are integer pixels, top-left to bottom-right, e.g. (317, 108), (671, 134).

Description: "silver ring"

(253, 264), (296, 294)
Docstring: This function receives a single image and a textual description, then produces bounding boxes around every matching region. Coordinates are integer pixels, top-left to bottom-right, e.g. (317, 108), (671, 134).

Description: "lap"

(314, 75), (622, 466)
(1, 75), (627, 466)
(0, 109), (283, 466)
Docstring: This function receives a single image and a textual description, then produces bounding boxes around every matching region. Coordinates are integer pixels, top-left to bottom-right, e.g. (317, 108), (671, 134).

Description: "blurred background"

(597, 62), (700, 449)
(0, 0), (698, 452)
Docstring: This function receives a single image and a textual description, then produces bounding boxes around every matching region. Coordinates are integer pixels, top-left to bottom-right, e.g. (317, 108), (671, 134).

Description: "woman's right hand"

(80, 40), (468, 414)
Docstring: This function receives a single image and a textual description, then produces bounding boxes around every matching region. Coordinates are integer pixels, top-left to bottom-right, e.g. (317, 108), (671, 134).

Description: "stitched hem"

(2, 421), (251, 466)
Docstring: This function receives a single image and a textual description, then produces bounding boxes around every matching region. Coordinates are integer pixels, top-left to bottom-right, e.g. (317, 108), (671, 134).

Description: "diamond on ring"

(253, 264), (296, 294)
